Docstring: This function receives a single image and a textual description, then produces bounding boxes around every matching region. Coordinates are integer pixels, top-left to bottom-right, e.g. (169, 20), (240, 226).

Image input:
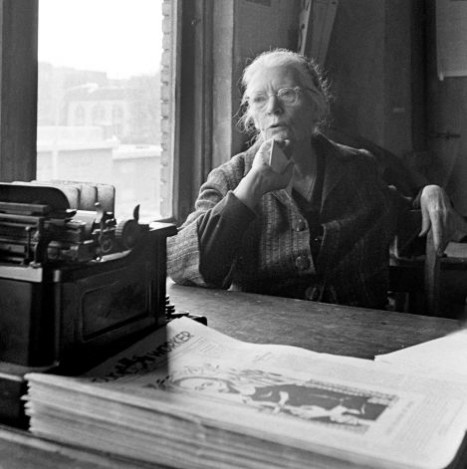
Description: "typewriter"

(0, 181), (176, 426)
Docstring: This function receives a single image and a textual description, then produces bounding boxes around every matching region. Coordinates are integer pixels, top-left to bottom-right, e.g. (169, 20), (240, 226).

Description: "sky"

(38, 0), (163, 79)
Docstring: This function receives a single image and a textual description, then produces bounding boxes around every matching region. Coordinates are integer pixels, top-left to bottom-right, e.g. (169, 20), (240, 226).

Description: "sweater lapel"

(316, 134), (346, 213)
(270, 133), (346, 209)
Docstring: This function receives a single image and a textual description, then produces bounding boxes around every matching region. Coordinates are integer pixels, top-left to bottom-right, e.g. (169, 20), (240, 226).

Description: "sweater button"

(293, 219), (306, 232)
(295, 255), (311, 270)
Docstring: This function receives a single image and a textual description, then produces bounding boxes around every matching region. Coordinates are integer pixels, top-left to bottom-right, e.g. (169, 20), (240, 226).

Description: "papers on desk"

(375, 328), (467, 380)
(25, 318), (467, 469)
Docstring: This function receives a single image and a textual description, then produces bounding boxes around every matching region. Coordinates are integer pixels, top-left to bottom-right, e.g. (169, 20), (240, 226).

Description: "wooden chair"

(325, 128), (467, 318)
(391, 211), (467, 318)
(390, 210), (439, 316)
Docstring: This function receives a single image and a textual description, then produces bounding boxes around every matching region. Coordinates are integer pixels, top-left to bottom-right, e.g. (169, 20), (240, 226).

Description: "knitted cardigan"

(167, 134), (413, 309)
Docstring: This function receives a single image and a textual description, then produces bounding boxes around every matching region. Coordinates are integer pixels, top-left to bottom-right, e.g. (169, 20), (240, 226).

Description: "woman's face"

(247, 65), (316, 144)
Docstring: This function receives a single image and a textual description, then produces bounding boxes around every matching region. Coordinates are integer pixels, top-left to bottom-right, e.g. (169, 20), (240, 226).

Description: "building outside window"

(74, 105), (86, 126)
(37, 0), (176, 221)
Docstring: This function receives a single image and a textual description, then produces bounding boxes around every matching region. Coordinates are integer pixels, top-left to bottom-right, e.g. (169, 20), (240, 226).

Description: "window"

(0, 0), (212, 226)
(91, 105), (106, 126)
(37, 0), (177, 221)
(74, 105), (85, 126)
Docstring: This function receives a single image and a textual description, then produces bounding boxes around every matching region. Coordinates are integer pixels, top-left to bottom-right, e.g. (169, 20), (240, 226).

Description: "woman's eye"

(279, 89), (295, 101)
(252, 94), (267, 104)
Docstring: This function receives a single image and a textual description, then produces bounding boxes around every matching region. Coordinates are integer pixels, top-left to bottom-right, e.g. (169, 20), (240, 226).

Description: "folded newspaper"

(25, 318), (467, 469)
(375, 329), (467, 379)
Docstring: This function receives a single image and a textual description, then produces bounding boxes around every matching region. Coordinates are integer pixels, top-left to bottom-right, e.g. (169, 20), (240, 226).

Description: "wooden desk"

(168, 283), (462, 358)
(0, 285), (463, 468)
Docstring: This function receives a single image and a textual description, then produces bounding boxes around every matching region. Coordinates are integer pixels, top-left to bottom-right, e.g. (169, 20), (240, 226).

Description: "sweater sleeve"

(167, 153), (255, 288)
(198, 191), (255, 287)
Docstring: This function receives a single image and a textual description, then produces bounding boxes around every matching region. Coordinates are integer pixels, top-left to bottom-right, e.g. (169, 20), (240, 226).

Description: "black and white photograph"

(0, 1), (467, 468)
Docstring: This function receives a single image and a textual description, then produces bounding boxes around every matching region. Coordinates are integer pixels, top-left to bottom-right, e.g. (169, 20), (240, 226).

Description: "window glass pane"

(37, 0), (174, 221)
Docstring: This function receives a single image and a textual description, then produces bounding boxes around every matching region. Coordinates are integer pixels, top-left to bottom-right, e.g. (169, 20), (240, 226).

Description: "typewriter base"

(0, 223), (177, 426)
(0, 224), (176, 369)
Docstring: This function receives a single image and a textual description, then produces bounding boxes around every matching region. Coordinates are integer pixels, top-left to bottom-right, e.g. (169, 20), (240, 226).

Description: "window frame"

(0, 0), (38, 182)
(173, 0), (214, 223)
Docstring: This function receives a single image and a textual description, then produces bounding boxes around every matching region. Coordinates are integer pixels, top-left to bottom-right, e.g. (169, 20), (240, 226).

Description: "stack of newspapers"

(25, 318), (467, 469)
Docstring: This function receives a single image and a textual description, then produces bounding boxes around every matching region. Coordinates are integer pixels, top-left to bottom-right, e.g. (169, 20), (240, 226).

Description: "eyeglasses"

(248, 87), (303, 110)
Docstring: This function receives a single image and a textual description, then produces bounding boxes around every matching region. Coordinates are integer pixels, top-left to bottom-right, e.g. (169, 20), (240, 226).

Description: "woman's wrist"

(234, 170), (265, 210)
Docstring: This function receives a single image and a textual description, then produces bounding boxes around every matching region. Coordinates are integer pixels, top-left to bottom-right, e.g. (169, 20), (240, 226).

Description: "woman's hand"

(234, 138), (294, 210)
(419, 185), (467, 255)
(251, 138), (294, 189)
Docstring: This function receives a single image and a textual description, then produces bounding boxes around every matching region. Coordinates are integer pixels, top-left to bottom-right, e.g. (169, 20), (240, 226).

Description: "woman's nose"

(265, 94), (283, 114)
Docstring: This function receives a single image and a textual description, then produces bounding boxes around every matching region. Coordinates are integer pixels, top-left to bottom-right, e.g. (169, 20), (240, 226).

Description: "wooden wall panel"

(324, 0), (415, 159)
(324, 1), (386, 147)
(425, 0), (467, 214)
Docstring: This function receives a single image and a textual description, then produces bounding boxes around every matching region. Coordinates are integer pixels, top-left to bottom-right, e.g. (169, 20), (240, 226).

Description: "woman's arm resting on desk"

(198, 192), (255, 287)
(168, 139), (293, 288)
(167, 159), (256, 288)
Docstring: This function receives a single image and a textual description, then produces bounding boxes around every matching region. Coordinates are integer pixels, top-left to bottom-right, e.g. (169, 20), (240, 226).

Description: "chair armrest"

(391, 209), (440, 316)
(424, 230), (440, 316)
(392, 209), (424, 259)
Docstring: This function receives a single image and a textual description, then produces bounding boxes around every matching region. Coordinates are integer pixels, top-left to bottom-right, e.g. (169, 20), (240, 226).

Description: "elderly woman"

(168, 48), (458, 309)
